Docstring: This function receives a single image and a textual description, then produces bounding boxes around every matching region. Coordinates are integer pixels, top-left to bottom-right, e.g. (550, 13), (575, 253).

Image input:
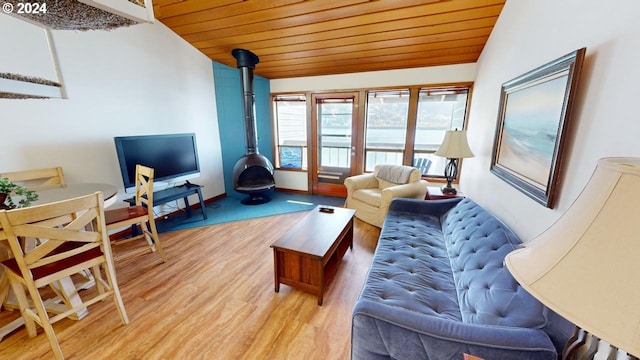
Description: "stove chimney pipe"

(232, 48), (260, 155)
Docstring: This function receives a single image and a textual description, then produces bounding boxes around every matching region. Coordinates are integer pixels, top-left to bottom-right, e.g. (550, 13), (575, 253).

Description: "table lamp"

(434, 129), (474, 194)
(505, 157), (640, 358)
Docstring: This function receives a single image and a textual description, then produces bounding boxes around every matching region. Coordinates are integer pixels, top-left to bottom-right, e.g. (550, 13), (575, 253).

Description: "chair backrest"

(413, 157), (432, 175)
(0, 167), (65, 190)
(374, 165), (422, 187)
(134, 165), (154, 208)
(0, 192), (112, 286)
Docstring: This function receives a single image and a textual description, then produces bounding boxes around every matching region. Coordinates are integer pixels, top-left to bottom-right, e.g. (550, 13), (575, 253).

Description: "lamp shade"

(505, 157), (640, 357)
(434, 130), (475, 158)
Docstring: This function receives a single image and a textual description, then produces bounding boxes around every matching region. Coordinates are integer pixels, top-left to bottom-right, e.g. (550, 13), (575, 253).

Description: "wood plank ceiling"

(151, 0), (506, 79)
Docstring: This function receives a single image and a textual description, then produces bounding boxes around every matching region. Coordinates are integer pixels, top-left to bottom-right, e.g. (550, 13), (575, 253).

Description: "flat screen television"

(114, 133), (201, 193)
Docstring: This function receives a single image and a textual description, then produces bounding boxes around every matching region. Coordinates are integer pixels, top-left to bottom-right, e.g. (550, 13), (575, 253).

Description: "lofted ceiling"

(151, 0), (506, 79)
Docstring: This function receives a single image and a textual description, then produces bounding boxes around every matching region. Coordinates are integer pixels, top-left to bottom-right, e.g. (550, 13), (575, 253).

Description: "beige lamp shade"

(505, 157), (640, 357)
(434, 130), (475, 158)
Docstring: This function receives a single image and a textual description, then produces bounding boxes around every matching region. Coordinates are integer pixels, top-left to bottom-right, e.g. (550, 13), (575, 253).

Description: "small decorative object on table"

(0, 177), (38, 209)
(434, 129), (474, 194)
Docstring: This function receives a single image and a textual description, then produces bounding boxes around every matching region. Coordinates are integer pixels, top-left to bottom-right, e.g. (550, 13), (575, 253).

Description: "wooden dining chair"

(0, 167), (65, 190)
(104, 165), (167, 262)
(0, 192), (129, 360)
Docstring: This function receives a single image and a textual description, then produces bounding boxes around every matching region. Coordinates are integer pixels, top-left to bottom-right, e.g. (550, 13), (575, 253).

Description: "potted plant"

(0, 177), (38, 209)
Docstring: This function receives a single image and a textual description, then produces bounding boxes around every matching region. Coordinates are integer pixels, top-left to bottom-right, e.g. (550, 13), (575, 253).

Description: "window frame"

(270, 82), (473, 185)
(411, 84), (473, 181)
(363, 89), (411, 172)
(271, 92), (310, 172)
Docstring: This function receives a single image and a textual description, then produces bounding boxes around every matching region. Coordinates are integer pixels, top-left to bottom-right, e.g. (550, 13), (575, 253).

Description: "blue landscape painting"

(280, 146), (303, 168)
(498, 73), (569, 188)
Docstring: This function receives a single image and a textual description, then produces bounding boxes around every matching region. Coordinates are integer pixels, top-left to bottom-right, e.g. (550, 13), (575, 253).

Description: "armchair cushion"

(352, 188), (382, 208)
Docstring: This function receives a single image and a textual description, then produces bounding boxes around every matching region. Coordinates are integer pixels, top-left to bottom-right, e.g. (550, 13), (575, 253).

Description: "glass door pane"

(312, 93), (358, 196)
(364, 89), (410, 171)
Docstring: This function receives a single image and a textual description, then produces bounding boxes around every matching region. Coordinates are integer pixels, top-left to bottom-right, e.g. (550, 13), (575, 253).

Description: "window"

(273, 94), (307, 169)
(364, 90), (410, 171)
(413, 86), (470, 177)
(271, 83), (472, 185)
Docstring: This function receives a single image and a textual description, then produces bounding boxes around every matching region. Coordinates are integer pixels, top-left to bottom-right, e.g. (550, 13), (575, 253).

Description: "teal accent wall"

(213, 61), (272, 195)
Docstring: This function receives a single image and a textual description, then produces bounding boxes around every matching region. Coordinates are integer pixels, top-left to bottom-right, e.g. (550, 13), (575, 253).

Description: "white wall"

(1, 17), (224, 212)
(462, 0), (640, 241)
(270, 63), (477, 191)
(465, 4), (640, 357)
(271, 63), (476, 92)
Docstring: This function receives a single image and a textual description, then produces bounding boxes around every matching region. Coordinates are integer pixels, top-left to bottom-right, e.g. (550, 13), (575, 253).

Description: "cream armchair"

(344, 164), (429, 227)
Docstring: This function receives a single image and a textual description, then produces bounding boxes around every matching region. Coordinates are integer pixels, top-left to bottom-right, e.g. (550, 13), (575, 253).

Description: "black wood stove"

(230, 48), (276, 205)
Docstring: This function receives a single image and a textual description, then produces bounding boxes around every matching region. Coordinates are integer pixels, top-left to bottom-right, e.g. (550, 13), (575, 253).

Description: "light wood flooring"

(0, 211), (380, 360)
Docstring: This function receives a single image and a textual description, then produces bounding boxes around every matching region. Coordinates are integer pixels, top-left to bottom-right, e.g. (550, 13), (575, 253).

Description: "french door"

(310, 92), (361, 197)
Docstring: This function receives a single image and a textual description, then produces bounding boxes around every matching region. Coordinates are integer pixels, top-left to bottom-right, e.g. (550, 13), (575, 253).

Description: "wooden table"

(34, 183), (118, 207)
(427, 185), (465, 200)
(0, 183), (117, 341)
(271, 206), (355, 306)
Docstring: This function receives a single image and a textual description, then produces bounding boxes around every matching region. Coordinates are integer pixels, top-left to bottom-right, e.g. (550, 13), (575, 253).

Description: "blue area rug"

(157, 191), (345, 233)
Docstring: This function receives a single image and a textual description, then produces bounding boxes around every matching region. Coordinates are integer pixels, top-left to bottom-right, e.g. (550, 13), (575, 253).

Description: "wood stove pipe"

(232, 48), (260, 155)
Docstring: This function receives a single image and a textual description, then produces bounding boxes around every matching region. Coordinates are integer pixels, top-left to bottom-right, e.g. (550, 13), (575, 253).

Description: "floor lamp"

(505, 157), (640, 359)
(434, 129), (474, 194)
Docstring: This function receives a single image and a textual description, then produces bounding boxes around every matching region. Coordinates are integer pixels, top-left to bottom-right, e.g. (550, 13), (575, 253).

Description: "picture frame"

(279, 146), (303, 169)
(490, 47), (586, 208)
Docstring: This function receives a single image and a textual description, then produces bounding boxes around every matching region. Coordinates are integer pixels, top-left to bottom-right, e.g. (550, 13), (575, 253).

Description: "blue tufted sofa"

(352, 197), (574, 360)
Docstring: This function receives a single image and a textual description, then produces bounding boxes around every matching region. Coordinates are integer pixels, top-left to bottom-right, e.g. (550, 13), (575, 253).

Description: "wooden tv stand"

(124, 182), (207, 220)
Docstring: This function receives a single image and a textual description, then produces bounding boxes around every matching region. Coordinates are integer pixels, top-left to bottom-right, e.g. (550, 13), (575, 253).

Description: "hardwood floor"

(0, 211), (380, 360)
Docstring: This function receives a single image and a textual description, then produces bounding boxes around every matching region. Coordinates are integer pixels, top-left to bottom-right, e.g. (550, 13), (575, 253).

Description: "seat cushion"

(104, 205), (149, 225)
(360, 208), (462, 320)
(1, 242), (103, 281)
(352, 188), (382, 207)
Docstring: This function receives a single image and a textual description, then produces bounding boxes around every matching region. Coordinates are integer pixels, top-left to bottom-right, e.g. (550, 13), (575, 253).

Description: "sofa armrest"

(353, 299), (557, 360)
(345, 173), (378, 194)
(388, 197), (463, 217)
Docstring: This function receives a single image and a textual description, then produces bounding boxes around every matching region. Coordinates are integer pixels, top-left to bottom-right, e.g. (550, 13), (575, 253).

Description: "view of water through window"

(272, 85), (471, 179)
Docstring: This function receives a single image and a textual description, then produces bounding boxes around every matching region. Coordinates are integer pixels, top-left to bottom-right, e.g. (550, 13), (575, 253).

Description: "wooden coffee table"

(271, 206), (356, 305)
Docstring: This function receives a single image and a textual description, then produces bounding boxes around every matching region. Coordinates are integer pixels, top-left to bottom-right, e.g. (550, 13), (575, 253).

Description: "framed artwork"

(279, 146), (303, 169)
(490, 47), (586, 208)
